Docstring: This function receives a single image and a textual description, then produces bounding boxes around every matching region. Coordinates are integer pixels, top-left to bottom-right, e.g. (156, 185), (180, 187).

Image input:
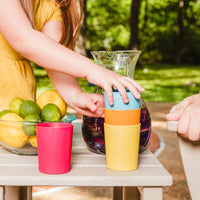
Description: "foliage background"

(35, 0), (200, 104)
(86, 0), (200, 64)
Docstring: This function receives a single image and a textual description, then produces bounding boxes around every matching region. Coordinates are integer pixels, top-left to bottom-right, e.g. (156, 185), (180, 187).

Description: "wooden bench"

(167, 121), (200, 200)
(0, 120), (172, 200)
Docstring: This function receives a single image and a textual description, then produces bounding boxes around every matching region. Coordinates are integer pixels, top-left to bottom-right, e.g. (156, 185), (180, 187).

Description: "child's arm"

(41, 18), (104, 117)
(0, 0), (144, 106)
(47, 70), (104, 117)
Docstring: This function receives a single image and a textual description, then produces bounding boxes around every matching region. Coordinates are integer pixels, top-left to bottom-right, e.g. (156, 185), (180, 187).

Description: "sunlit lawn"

(33, 64), (200, 104)
(134, 65), (200, 103)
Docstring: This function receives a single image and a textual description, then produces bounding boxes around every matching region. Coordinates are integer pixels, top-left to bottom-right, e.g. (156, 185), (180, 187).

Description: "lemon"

(23, 114), (40, 136)
(0, 113), (28, 148)
(9, 98), (24, 115)
(36, 90), (67, 118)
(0, 110), (13, 118)
(29, 136), (37, 148)
(19, 100), (41, 119)
(0, 112), (23, 121)
(41, 103), (61, 122)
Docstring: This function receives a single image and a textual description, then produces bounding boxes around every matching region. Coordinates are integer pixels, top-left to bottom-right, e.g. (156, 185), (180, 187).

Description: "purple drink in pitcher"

(139, 106), (151, 151)
(82, 116), (105, 154)
(82, 102), (151, 154)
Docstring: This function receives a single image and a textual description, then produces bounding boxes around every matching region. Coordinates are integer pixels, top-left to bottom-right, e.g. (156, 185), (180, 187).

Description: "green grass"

(33, 64), (200, 103)
(33, 67), (55, 96)
(134, 65), (200, 103)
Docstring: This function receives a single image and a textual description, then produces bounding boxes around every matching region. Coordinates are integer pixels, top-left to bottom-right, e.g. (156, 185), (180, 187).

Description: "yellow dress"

(0, 0), (63, 111)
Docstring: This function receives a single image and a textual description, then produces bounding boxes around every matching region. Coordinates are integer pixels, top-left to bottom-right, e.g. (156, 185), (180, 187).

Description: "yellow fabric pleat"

(0, 0), (63, 111)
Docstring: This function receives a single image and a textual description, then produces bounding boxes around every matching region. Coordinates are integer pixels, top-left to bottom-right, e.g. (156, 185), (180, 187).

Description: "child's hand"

(67, 92), (105, 117)
(86, 66), (145, 105)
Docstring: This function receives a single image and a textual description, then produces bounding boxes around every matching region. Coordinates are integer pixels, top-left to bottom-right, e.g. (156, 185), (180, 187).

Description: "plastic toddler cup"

(104, 123), (140, 171)
(104, 89), (140, 110)
(36, 122), (73, 174)
(104, 108), (141, 125)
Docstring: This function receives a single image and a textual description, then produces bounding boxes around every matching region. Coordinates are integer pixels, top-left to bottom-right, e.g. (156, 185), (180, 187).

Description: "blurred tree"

(129, 0), (141, 50)
(176, 0), (184, 64)
(142, 0), (148, 30)
(176, 0), (190, 64)
(86, 0), (131, 52)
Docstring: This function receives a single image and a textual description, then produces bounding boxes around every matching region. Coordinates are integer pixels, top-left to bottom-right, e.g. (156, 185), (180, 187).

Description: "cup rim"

(91, 50), (141, 55)
(36, 122), (73, 129)
(104, 123), (141, 128)
(104, 107), (141, 112)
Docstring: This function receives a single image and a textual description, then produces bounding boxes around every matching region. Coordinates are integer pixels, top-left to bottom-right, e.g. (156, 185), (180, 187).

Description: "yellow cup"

(104, 123), (141, 171)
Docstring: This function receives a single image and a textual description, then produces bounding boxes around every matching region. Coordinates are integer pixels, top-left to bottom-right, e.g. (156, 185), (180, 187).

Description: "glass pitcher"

(82, 50), (151, 154)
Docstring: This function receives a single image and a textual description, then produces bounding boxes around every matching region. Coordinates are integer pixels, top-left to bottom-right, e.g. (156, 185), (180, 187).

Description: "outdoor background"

(34, 0), (200, 103)
(33, 1), (200, 199)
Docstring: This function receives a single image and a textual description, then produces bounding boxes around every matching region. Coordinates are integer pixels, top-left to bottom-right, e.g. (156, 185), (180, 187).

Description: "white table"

(0, 120), (172, 200)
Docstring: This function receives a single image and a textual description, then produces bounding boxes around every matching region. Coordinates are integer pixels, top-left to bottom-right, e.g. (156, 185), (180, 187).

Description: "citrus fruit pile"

(0, 90), (67, 149)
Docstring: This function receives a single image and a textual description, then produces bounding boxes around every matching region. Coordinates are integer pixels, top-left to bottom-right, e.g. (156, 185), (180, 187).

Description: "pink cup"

(36, 122), (73, 174)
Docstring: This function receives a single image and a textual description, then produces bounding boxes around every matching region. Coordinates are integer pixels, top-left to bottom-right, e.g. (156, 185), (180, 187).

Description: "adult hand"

(166, 93), (200, 141)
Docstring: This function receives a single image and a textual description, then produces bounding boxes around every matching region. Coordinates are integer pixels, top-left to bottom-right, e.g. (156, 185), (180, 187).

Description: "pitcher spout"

(91, 50), (141, 79)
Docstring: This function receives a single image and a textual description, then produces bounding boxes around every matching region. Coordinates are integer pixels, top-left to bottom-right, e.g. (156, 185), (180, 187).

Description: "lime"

(9, 98), (24, 115)
(36, 90), (67, 118)
(23, 114), (41, 136)
(0, 110), (13, 118)
(19, 100), (41, 118)
(41, 103), (61, 122)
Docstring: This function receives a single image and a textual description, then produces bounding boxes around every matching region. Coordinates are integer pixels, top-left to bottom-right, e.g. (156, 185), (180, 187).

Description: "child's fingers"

(74, 106), (103, 117)
(104, 77), (143, 104)
(110, 79), (129, 103)
(84, 96), (98, 112)
(103, 83), (114, 106)
(124, 77), (145, 92)
(126, 87), (141, 99)
(117, 77), (142, 99)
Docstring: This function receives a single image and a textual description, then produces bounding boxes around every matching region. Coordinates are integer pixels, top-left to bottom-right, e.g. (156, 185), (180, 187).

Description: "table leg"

(123, 187), (140, 200)
(3, 186), (32, 200)
(139, 187), (163, 200)
(0, 187), (4, 200)
(4, 186), (20, 200)
(20, 186), (32, 200)
(113, 187), (123, 200)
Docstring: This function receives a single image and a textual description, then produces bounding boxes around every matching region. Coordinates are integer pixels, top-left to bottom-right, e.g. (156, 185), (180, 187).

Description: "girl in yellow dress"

(0, 0), (144, 117)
